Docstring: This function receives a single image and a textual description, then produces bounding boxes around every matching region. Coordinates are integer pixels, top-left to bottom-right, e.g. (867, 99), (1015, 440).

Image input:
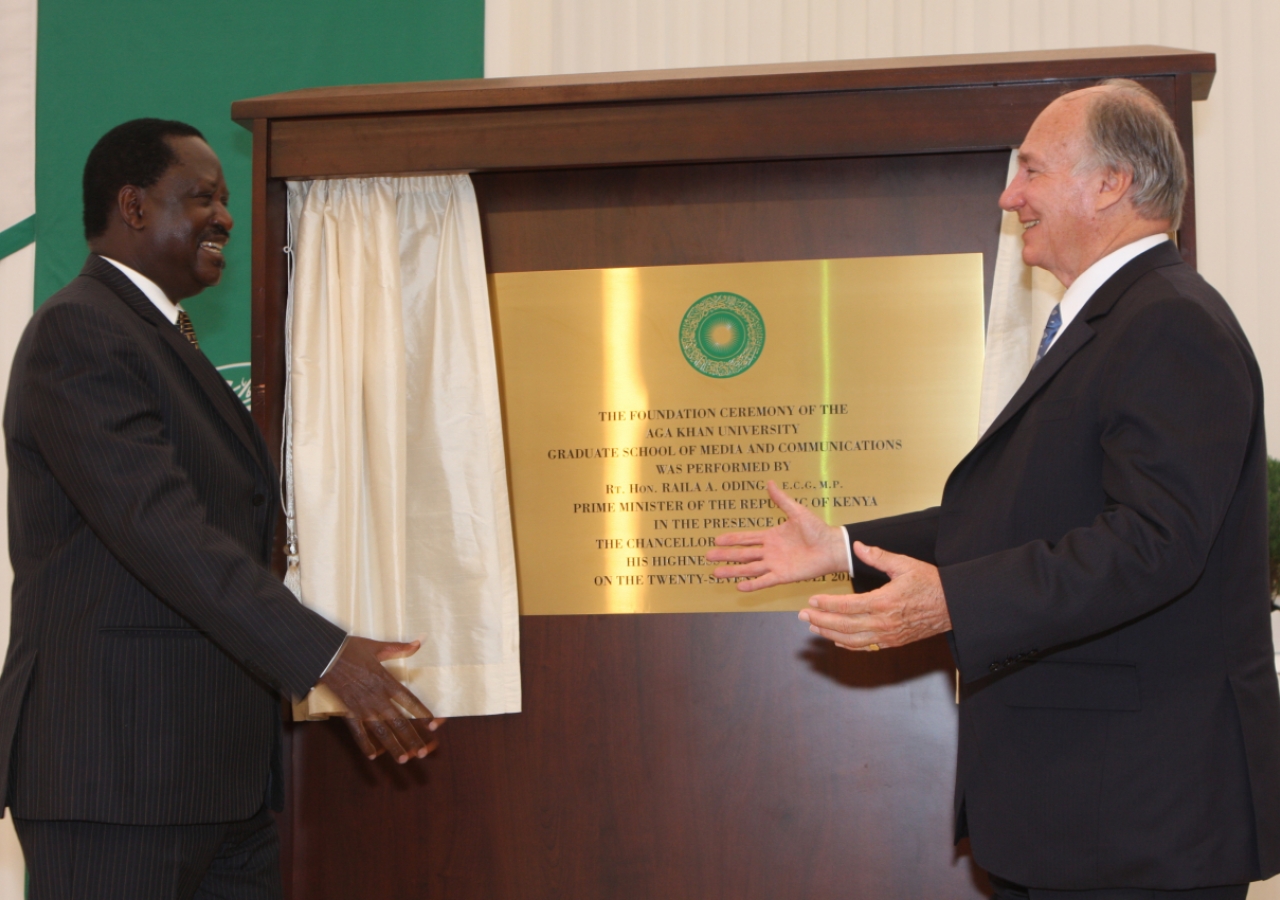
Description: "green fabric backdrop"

(35, 0), (484, 380)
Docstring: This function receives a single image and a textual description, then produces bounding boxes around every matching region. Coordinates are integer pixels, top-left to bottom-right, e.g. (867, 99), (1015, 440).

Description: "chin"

(195, 264), (225, 289)
(1020, 241), (1048, 271)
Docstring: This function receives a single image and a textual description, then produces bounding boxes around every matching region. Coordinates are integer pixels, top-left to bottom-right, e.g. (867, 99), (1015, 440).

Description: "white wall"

(485, 2), (1280, 896)
(0, 0), (37, 890)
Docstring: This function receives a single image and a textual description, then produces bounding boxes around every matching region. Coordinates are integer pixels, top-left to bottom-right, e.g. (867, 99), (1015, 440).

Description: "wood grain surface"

(288, 620), (987, 899)
(263, 78), (1176, 180)
(474, 151), (1010, 297)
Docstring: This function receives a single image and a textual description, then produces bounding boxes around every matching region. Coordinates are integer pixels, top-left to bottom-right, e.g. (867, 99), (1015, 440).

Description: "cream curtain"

(979, 150), (1065, 436)
(285, 175), (521, 719)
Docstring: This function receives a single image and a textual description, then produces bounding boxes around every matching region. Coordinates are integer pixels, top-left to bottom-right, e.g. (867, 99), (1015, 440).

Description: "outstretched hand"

(706, 481), (848, 591)
(799, 541), (951, 651)
(317, 636), (444, 763)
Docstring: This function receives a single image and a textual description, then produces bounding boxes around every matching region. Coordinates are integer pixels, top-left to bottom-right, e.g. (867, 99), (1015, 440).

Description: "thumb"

(765, 480), (806, 517)
(852, 541), (912, 578)
(373, 639), (422, 662)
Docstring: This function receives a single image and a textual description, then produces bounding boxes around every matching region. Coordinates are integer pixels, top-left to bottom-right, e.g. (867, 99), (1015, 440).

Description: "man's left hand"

(799, 541), (951, 651)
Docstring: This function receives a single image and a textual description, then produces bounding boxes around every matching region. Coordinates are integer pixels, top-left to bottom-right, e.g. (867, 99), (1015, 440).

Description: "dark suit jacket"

(847, 242), (1280, 890)
(1, 255), (346, 824)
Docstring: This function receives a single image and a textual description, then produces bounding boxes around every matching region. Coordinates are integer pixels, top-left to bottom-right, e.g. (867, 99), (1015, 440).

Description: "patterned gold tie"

(176, 309), (200, 350)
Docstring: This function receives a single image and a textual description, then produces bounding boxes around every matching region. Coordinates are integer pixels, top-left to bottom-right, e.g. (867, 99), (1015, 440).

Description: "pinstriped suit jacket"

(1, 255), (346, 825)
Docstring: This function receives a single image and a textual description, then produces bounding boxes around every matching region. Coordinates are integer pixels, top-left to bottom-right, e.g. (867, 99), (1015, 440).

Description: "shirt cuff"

(317, 635), (350, 681)
(842, 527), (854, 576)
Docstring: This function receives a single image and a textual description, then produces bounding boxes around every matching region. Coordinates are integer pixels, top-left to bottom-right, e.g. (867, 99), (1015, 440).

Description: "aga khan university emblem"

(678, 291), (766, 378)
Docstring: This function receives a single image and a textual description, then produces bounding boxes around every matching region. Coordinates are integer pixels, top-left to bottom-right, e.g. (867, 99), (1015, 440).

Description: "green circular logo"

(679, 292), (765, 378)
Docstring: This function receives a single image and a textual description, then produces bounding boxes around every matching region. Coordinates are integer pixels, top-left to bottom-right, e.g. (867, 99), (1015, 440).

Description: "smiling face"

(998, 94), (1107, 287)
(131, 136), (233, 301)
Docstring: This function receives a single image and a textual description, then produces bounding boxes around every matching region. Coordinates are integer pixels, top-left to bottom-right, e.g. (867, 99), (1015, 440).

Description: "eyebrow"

(193, 179), (229, 197)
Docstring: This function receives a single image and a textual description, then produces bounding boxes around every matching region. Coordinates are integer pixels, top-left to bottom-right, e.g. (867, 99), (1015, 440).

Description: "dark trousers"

(990, 874), (1249, 900)
(14, 806), (282, 900)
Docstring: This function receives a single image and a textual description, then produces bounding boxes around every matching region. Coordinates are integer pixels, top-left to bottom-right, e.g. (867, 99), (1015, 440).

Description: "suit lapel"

(81, 256), (269, 475)
(974, 321), (1094, 446)
(971, 241), (1185, 450)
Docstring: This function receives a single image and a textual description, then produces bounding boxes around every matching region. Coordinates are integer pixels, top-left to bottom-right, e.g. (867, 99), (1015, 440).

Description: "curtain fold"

(978, 149), (1065, 437)
(285, 175), (521, 719)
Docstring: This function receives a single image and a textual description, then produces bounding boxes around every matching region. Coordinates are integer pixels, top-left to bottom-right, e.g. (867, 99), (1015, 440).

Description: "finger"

(807, 592), (868, 615)
(388, 683), (434, 721)
(713, 530), (768, 548)
(373, 639), (422, 662)
(852, 542), (913, 579)
(410, 719), (442, 753)
(385, 713), (429, 760)
(732, 573), (785, 593)
(825, 630), (882, 651)
(705, 545), (765, 563)
(356, 678), (434, 745)
(765, 481), (807, 517)
(365, 714), (412, 763)
(804, 617), (881, 649)
(342, 716), (381, 760)
(800, 606), (877, 636)
(712, 560), (773, 581)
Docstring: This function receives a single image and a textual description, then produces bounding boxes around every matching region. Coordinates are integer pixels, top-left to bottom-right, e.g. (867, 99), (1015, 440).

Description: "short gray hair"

(1077, 79), (1187, 229)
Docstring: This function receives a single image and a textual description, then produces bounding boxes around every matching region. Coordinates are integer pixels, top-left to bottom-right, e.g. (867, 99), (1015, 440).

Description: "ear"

(117, 185), (146, 231)
(1095, 165), (1133, 213)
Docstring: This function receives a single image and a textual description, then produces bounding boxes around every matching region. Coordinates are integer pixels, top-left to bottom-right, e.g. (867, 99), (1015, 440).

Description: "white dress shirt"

(840, 232), (1171, 576)
(1041, 233), (1170, 356)
(99, 255), (185, 324)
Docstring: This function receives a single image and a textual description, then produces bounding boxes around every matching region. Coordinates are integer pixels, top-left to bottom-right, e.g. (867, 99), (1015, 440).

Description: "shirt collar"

(98, 255), (183, 325)
(1050, 233), (1171, 347)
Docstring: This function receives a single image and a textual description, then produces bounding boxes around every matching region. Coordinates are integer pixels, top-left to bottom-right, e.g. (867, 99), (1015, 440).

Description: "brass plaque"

(491, 255), (985, 615)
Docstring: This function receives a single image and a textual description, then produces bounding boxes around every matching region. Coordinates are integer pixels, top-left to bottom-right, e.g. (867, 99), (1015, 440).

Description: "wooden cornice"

(232, 45), (1214, 126)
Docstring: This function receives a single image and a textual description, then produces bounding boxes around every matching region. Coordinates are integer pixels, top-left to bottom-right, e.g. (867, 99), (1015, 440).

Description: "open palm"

(705, 481), (847, 591)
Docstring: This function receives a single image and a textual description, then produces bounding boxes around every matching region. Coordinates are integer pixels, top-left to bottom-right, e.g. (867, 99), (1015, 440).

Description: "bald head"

(999, 81), (1183, 286)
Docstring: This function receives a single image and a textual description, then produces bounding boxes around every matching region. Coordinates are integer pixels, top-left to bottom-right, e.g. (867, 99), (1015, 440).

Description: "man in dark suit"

(709, 81), (1280, 898)
(2, 119), (442, 898)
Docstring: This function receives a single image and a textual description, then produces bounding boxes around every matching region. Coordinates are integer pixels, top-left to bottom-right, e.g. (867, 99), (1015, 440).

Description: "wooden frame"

(234, 46), (1214, 899)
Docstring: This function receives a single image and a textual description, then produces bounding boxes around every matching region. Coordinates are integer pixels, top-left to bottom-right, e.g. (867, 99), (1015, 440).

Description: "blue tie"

(1034, 305), (1062, 366)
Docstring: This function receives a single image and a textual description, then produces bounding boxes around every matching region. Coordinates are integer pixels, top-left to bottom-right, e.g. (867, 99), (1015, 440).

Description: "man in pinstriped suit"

(2, 119), (441, 898)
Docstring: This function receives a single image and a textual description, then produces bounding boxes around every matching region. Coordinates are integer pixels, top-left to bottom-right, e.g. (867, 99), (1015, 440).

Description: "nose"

(998, 178), (1023, 213)
(214, 200), (234, 234)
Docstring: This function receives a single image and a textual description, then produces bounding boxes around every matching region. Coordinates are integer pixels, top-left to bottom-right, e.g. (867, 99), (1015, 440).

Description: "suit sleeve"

(19, 300), (345, 698)
(845, 507), (941, 592)
(940, 291), (1257, 683)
